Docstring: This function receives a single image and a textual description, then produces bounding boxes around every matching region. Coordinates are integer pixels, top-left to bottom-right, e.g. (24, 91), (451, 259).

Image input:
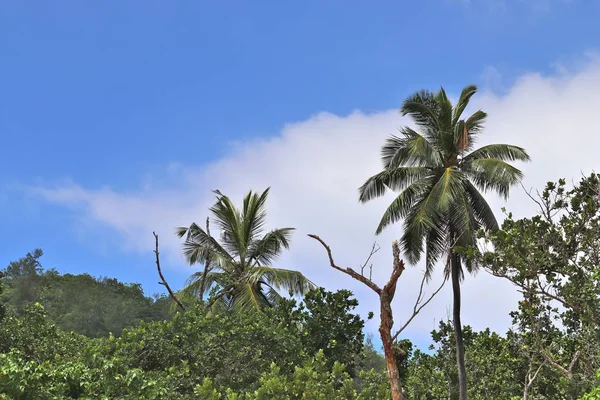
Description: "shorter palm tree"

(176, 188), (314, 312)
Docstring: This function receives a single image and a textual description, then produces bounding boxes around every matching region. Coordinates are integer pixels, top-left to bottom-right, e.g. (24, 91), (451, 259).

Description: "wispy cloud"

(450, 0), (573, 13)
(30, 54), (600, 341)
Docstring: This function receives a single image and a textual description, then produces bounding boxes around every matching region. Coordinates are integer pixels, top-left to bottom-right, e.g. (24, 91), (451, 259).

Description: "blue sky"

(2, 0), (600, 343)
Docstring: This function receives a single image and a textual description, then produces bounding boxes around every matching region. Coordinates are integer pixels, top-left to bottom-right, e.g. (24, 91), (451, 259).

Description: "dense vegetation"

(1, 249), (171, 338)
(1, 85), (599, 399)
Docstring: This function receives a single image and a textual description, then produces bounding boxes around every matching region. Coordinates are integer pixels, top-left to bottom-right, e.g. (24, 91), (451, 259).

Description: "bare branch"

(530, 360), (545, 384)
(392, 274), (445, 341)
(488, 269), (599, 325)
(153, 232), (185, 312)
(360, 242), (380, 277)
(521, 183), (552, 223)
(308, 234), (382, 294)
(539, 349), (575, 380)
(568, 350), (582, 373)
(383, 241), (405, 301)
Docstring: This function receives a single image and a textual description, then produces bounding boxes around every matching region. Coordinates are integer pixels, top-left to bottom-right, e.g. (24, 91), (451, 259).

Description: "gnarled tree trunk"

(380, 292), (403, 400)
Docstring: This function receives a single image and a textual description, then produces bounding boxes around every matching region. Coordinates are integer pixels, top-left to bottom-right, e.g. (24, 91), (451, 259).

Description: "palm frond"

(449, 190), (479, 248)
(427, 168), (467, 213)
(423, 222), (449, 279)
(230, 283), (271, 312)
(180, 271), (227, 300)
(247, 266), (315, 295)
(464, 181), (499, 232)
(176, 222), (233, 263)
(359, 166), (431, 203)
(400, 188), (444, 264)
(463, 144), (530, 163)
(209, 191), (245, 259)
(248, 227), (295, 266)
(374, 178), (432, 234)
(452, 84), (478, 124)
(398, 170), (464, 265)
(400, 90), (441, 134)
(241, 188), (270, 259)
(434, 87), (453, 131)
(262, 285), (283, 307)
(465, 110), (487, 135)
(179, 240), (235, 272)
(463, 158), (524, 199)
(381, 128), (442, 169)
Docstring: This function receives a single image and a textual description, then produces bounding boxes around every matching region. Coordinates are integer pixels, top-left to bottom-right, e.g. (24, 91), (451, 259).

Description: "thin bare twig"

(360, 242), (380, 277)
(153, 232), (185, 312)
(489, 270), (599, 325)
(392, 273), (446, 341)
(525, 292), (581, 380)
(521, 183), (552, 223)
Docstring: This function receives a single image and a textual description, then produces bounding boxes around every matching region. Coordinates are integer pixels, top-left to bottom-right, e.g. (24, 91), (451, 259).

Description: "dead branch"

(392, 273), (446, 341)
(308, 234), (421, 400)
(307, 234), (382, 294)
(539, 349), (580, 380)
(525, 293), (581, 381)
(360, 242), (380, 278)
(153, 232), (185, 312)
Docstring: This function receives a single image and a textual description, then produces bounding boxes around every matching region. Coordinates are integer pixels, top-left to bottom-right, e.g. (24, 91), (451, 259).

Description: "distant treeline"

(0, 249), (172, 337)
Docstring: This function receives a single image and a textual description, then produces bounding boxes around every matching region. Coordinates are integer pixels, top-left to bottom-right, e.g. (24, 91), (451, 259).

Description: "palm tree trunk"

(451, 252), (468, 400)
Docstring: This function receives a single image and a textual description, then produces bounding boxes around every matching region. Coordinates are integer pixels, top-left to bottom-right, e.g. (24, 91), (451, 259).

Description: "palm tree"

(358, 85), (530, 399)
(176, 188), (314, 313)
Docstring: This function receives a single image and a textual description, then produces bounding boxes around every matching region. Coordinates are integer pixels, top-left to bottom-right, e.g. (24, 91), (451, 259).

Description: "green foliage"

(274, 287), (367, 375)
(0, 303), (85, 363)
(194, 351), (390, 400)
(108, 307), (305, 392)
(0, 303), (306, 398)
(0, 282), (392, 399)
(0, 303), (182, 399)
(1, 250), (171, 338)
(0, 298), (390, 399)
(406, 321), (523, 399)
(176, 188), (314, 312)
(580, 371), (600, 400)
(478, 174), (600, 397)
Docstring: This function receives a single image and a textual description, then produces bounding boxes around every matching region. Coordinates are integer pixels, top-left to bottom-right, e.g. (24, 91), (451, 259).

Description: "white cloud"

(31, 55), (600, 343)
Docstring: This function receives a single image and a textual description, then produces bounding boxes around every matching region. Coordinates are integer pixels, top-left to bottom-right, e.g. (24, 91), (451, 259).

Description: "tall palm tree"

(176, 188), (314, 313)
(358, 85), (530, 399)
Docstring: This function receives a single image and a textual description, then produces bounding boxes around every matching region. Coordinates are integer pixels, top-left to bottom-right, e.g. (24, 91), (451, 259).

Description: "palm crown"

(359, 85), (530, 277)
(176, 188), (314, 312)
